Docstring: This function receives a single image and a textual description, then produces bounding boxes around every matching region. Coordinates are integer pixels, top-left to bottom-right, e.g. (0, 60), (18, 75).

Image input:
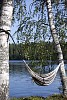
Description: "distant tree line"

(9, 41), (67, 61)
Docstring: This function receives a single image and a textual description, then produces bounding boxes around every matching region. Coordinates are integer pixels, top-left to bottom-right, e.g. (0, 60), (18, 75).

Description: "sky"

(10, 0), (33, 43)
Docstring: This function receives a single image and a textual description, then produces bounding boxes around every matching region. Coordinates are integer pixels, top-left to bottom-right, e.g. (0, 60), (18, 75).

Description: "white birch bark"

(46, 0), (67, 96)
(0, 0), (13, 100)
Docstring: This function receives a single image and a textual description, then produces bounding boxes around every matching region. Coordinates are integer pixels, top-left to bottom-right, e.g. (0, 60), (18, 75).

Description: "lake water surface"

(9, 60), (67, 98)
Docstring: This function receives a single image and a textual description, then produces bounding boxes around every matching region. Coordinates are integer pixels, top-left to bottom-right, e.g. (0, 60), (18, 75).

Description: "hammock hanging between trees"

(23, 60), (61, 86)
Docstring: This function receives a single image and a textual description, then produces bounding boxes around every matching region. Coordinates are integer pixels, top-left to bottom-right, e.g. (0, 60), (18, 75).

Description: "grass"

(11, 94), (67, 100)
(11, 96), (44, 100)
(45, 94), (67, 100)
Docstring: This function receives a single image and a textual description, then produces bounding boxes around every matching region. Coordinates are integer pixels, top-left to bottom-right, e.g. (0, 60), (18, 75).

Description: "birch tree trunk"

(46, 0), (67, 96)
(0, 0), (13, 100)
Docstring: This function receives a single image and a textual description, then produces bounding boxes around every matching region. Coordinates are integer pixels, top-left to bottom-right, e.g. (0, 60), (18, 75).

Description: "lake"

(9, 60), (67, 98)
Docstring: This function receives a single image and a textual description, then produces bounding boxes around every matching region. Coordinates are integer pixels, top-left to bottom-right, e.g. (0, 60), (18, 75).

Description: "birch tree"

(46, 0), (67, 96)
(0, 0), (13, 100)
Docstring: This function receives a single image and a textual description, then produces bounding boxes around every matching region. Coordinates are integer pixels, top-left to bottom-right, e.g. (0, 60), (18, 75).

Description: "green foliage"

(12, 0), (67, 44)
(9, 41), (67, 61)
(10, 0), (67, 62)
(45, 94), (67, 100)
(11, 96), (44, 100)
(11, 94), (67, 100)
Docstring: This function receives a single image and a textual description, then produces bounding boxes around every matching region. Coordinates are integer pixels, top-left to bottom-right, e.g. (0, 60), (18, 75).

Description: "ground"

(11, 94), (67, 100)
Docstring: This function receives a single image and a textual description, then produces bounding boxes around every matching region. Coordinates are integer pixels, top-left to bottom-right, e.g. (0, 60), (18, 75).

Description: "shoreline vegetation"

(11, 94), (67, 100)
(9, 42), (67, 61)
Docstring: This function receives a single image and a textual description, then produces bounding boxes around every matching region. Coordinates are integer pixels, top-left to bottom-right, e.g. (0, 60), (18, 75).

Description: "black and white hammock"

(23, 60), (61, 86)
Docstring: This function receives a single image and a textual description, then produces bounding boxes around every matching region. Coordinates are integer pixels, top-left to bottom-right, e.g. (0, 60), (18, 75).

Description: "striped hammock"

(23, 60), (61, 86)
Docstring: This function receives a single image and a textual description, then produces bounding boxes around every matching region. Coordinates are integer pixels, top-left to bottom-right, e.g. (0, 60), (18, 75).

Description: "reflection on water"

(9, 60), (67, 98)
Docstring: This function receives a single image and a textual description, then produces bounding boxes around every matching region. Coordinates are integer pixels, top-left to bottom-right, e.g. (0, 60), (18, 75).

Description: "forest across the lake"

(9, 41), (67, 61)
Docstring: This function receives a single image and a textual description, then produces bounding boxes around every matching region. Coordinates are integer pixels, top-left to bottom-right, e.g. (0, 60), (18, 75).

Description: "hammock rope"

(23, 60), (61, 86)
